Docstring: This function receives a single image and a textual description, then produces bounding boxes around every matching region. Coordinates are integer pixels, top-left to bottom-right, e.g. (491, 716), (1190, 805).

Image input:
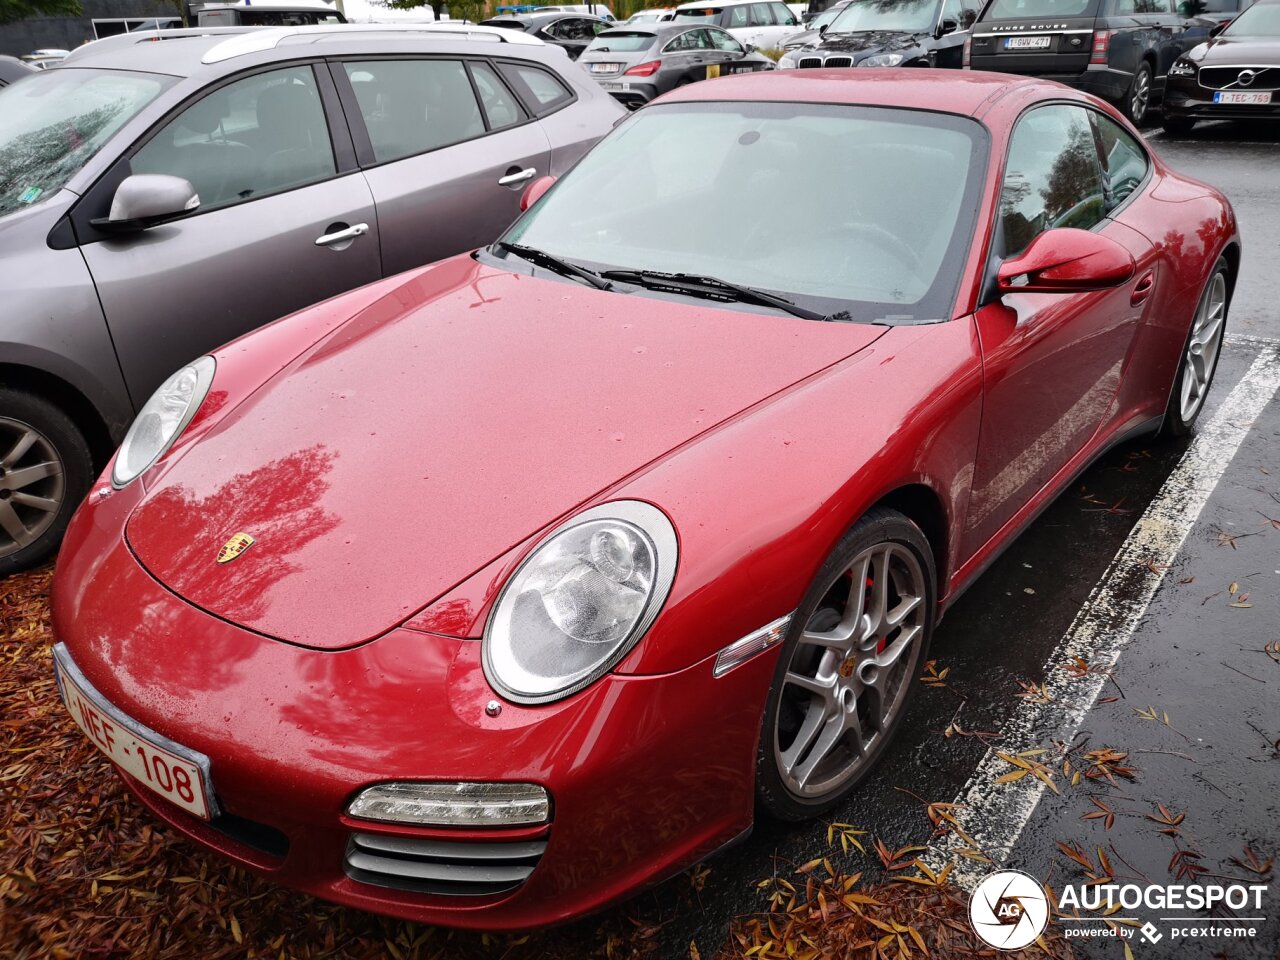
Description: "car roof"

(674, 0), (759, 9)
(483, 11), (602, 24)
(601, 21), (724, 35)
(61, 23), (546, 76)
(655, 68), (1060, 116)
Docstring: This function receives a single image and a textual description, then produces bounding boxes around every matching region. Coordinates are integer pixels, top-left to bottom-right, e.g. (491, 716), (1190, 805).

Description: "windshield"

(1223, 0), (1280, 35)
(984, 0), (1098, 19)
(674, 7), (722, 20)
(0, 68), (171, 219)
(827, 0), (940, 34)
(811, 4), (848, 28)
(587, 30), (658, 50)
(498, 102), (985, 324)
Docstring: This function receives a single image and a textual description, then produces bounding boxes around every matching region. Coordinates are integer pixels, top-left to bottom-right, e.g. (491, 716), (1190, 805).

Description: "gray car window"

(666, 27), (714, 48)
(469, 61), (523, 130)
(132, 66), (334, 211)
(0, 68), (171, 219)
(1000, 104), (1106, 257)
(709, 26), (745, 49)
(343, 60), (484, 164)
(501, 62), (574, 113)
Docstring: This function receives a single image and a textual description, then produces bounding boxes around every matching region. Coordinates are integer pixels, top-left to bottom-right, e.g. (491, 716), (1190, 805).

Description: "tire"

(756, 507), (937, 821)
(1162, 257), (1230, 437)
(0, 389), (94, 575)
(1125, 60), (1154, 126)
(1161, 114), (1197, 137)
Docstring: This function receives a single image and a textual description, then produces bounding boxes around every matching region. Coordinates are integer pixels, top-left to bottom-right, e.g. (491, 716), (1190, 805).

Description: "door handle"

(498, 167), (537, 186)
(1131, 270), (1155, 306)
(315, 222), (369, 247)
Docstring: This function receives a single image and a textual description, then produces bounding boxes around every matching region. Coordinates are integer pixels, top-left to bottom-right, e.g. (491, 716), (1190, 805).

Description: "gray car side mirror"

(938, 16), (960, 36)
(94, 174), (200, 232)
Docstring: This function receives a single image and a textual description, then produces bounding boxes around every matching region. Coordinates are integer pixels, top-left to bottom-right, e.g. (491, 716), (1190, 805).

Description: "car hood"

(1192, 35), (1280, 65)
(125, 256), (887, 650)
(793, 29), (926, 56)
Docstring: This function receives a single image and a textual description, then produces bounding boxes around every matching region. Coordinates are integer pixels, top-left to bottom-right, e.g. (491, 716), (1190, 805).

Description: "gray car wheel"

(0, 389), (93, 575)
(1163, 257), (1229, 437)
(1125, 60), (1153, 126)
(756, 507), (936, 820)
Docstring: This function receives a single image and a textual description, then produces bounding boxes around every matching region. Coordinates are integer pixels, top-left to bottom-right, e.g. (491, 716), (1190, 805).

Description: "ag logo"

(969, 870), (1050, 950)
(217, 532), (256, 564)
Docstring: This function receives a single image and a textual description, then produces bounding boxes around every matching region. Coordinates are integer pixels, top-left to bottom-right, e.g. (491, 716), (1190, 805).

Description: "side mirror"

(998, 228), (1135, 294)
(1209, 20), (1227, 35)
(93, 174), (199, 232)
(520, 175), (557, 212)
(818, 22), (829, 34)
(744, 41), (756, 52)
(938, 16), (959, 35)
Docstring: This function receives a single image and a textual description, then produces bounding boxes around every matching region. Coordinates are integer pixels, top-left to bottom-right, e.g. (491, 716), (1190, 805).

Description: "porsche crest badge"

(217, 532), (255, 564)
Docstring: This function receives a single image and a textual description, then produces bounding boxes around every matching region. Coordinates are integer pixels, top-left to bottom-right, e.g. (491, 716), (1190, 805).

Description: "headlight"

(1168, 58), (1196, 77)
(776, 56), (798, 69)
(483, 500), (677, 704)
(112, 356), (215, 487)
(860, 53), (905, 67)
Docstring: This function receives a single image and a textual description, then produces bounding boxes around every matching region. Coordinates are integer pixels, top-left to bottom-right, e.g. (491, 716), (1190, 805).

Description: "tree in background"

(0, 0), (81, 25)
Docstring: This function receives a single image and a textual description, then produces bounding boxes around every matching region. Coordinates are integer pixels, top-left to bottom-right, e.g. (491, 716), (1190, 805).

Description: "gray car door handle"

(498, 167), (538, 186)
(315, 223), (369, 247)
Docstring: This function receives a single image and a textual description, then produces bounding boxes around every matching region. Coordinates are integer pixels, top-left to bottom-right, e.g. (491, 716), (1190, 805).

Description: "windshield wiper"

(599, 269), (838, 322)
(494, 241), (613, 290)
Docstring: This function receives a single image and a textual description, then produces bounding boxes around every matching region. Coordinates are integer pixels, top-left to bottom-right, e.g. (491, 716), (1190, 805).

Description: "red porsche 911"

(52, 70), (1236, 929)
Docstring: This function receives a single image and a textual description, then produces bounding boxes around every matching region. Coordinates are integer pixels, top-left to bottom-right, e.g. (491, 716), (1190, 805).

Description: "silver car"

(0, 24), (623, 573)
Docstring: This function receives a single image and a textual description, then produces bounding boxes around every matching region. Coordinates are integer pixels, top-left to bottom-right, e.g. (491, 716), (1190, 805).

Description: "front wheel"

(1125, 61), (1154, 126)
(1162, 257), (1230, 437)
(756, 507), (936, 821)
(0, 389), (94, 575)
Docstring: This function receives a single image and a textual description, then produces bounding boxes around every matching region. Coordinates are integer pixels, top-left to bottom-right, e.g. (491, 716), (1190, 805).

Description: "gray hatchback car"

(0, 24), (623, 573)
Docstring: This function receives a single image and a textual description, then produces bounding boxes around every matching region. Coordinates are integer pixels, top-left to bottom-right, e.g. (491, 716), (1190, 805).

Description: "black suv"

(965, 0), (1239, 123)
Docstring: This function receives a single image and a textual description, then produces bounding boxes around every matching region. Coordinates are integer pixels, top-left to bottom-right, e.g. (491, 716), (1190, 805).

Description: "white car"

(622, 6), (675, 24)
(671, 0), (802, 48)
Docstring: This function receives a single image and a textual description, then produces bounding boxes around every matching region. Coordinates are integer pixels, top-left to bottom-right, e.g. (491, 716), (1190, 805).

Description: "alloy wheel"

(773, 541), (927, 799)
(0, 418), (66, 560)
(1130, 67), (1151, 124)
(1179, 271), (1227, 423)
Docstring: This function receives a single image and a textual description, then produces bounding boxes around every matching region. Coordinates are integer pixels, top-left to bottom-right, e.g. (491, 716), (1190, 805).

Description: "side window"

(1000, 104), (1106, 257)
(469, 61), (524, 130)
(1093, 112), (1149, 208)
(942, 0), (980, 27)
(709, 27), (744, 50)
(342, 60), (484, 164)
(665, 28), (700, 49)
(499, 62), (574, 115)
(591, 19), (612, 33)
(771, 2), (799, 24)
(728, 4), (750, 26)
(748, 3), (776, 25)
(131, 66), (334, 211)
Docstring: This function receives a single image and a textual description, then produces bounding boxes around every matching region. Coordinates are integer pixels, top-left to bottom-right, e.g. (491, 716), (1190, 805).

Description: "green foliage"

(0, 0), (81, 26)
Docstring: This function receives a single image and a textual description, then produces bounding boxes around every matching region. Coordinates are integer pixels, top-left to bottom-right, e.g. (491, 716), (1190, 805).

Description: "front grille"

(1199, 66), (1280, 90)
(824, 55), (854, 67)
(209, 812), (290, 860)
(344, 832), (547, 896)
(797, 56), (823, 68)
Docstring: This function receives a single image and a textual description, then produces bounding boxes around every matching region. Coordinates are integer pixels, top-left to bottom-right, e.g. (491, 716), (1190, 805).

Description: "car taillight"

(1090, 29), (1112, 65)
(962, 34), (971, 68)
(624, 60), (662, 76)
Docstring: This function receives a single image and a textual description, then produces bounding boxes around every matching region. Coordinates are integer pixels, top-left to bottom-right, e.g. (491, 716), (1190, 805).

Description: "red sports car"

(52, 70), (1236, 929)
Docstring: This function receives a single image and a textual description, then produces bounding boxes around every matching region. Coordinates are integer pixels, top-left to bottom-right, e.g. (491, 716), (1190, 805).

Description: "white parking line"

(923, 344), (1280, 887)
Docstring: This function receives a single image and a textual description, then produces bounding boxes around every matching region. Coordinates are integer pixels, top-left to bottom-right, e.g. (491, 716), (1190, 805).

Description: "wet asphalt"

(548, 120), (1280, 958)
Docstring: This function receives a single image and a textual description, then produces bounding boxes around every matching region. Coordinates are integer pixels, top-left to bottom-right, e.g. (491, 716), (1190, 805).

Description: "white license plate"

(588, 62), (621, 73)
(599, 81), (629, 91)
(1004, 36), (1051, 49)
(1213, 90), (1272, 104)
(54, 644), (215, 820)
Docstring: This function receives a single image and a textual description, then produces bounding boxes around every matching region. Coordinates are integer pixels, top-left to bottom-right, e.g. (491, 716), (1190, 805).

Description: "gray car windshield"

(0, 68), (171, 219)
(499, 102), (986, 324)
(1223, 1), (1280, 35)
(827, 0), (940, 34)
(587, 31), (659, 50)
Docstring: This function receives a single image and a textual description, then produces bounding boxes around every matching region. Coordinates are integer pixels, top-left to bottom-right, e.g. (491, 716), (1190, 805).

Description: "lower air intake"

(344, 832), (547, 896)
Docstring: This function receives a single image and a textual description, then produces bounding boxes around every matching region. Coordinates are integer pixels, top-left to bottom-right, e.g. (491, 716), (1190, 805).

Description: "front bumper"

(51, 482), (767, 929)
(1164, 79), (1280, 121)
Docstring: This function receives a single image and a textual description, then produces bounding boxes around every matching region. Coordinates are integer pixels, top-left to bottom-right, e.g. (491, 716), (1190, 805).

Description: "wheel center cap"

(838, 655), (857, 678)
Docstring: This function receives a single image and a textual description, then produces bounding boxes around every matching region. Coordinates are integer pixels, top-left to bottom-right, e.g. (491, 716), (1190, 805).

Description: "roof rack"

(63, 26), (255, 61)
(202, 22), (544, 63)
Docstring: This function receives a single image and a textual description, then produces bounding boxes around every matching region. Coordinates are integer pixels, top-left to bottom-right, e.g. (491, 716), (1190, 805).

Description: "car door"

(931, 0), (978, 67)
(963, 103), (1146, 556)
(705, 26), (760, 72)
(663, 27), (716, 78)
(334, 57), (552, 277)
(764, 0), (802, 45)
(76, 63), (381, 404)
